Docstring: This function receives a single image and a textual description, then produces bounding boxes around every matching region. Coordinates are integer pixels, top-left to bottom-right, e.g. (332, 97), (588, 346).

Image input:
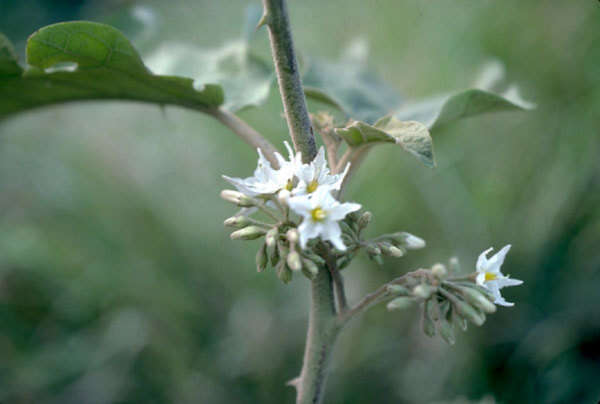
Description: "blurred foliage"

(1, 1), (599, 404)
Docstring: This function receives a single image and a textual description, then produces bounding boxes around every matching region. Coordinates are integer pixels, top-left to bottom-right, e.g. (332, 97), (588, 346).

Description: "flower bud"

(438, 318), (456, 345)
(220, 190), (255, 207)
(387, 297), (415, 311)
(386, 284), (410, 295)
(449, 257), (460, 273)
(366, 243), (381, 256)
(452, 299), (485, 326)
(405, 234), (426, 249)
(224, 215), (251, 228)
(431, 263), (447, 279)
(457, 286), (496, 314)
(422, 300), (436, 337)
(277, 189), (291, 206)
(413, 284), (436, 300)
(265, 228), (278, 247)
(302, 258), (319, 278)
(256, 243), (268, 272)
(452, 310), (468, 331)
(286, 229), (299, 245)
(357, 211), (372, 231)
(287, 251), (302, 272)
(276, 260), (292, 284)
(230, 226), (266, 240)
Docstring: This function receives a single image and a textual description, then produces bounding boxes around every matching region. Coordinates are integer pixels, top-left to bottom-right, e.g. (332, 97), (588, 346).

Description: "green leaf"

(0, 33), (22, 76)
(335, 116), (435, 167)
(394, 88), (534, 131)
(144, 6), (273, 112)
(0, 22), (224, 120)
(303, 39), (403, 124)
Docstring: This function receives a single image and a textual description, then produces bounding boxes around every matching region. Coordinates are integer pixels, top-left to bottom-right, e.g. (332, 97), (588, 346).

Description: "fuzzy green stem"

(296, 268), (339, 404)
(262, 0), (317, 163)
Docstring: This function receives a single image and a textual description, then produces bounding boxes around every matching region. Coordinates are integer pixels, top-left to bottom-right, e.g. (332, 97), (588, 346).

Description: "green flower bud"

(380, 242), (405, 258)
(366, 243), (381, 256)
(276, 260), (292, 284)
(357, 211), (372, 231)
(431, 263), (447, 279)
(413, 284), (436, 300)
(224, 215), (251, 228)
(386, 284), (410, 295)
(456, 285), (496, 314)
(287, 251), (302, 272)
(256, 243), (268, 272)
(387, 297), (415, 311)
(452, 298), (485, 326)
(230, 226), (266, 240)
(302, 258), (319, 279)
(220, 190), (255, 207)
(438, 318), (456, 345)
(422, 300), (436, 337)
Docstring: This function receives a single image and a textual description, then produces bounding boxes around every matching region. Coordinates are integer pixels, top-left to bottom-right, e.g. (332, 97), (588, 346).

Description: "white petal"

(475, 272), (486, 286)
(332, 162), (350, 190)
(288, 195), (314, 216)
(486, 244), (511, 274)
(476, 247), (494, 272)
(297, 220), (323, 249)
(327, 202), (361, 221)
(496, 277), (523, 288)
(321, 221), (346, 251)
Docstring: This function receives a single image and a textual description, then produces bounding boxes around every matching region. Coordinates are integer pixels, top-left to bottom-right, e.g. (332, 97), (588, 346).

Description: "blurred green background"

(1, 1), (599, 403)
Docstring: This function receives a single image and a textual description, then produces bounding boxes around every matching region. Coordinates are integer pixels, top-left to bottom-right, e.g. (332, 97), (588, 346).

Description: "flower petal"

(327, 202), (361, 221)
(486, 244), (511, 274)
(321, 221), (346, 251)
(476, 247), (494, 272)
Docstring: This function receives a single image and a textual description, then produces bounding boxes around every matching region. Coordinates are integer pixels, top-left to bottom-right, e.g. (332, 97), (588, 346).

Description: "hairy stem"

(296, 267), (339, 404)
(337, 269), (428, 328)
(262, 0), (317, 163)
(210, 108), (280, 167)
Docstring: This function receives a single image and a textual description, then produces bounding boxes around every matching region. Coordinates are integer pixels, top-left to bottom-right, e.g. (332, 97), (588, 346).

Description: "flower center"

(306, 179), (319, 193)
(311, 207), (327, 222)
(285, 178), (294, 191)
(484, 272), (497, 281)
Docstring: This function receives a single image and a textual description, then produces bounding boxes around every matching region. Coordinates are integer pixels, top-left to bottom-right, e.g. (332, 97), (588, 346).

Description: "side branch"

(210, 108), (280, 167)
(262, 0), (317, 162)
(337, 269), (429, 327)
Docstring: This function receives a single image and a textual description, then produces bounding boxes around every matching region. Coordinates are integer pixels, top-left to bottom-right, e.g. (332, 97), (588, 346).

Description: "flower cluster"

(222, 142), (359, 251)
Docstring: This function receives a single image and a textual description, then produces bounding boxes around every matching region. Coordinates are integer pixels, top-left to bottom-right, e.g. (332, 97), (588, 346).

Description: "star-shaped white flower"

(475, 244), (523, 307)
(294, 147), (349, 196)
(288, 187), (361, 251)
(223, 142), (302, 196)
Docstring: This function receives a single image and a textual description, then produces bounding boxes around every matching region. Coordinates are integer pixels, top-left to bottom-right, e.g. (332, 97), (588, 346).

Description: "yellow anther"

(306, 180), (319, 193)
(311, 207), (327, 222)
(285, 179), (294, 191)
(484, 272), (497, 281)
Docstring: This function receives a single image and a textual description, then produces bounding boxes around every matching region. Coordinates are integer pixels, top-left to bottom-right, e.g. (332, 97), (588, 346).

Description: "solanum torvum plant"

(0, 1), (533, 403)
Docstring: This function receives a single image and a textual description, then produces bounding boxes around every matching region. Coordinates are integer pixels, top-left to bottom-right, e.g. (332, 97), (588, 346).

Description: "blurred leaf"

(335, 116), (435, 167)
(303, 38), (403, 124)
(145, 7), (273, 112)
(0, 22), (224, 120)
(394, 88), (534, 131)
(0, 33), (22, 76)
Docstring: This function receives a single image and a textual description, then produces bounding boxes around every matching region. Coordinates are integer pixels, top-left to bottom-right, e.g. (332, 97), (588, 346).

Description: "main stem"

(262, 0), (317, 163)
(262, 1), (338, 403)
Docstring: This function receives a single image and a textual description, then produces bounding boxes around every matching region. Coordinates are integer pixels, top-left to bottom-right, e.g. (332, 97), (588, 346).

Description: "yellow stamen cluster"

(306, 179), (319, 193)
(484, 272), (497, 281)
(285, 179), (294, 191)
(311, 207), (327, 222)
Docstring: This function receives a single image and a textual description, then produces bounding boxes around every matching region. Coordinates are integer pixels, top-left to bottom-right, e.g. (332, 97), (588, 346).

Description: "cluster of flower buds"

(385, 245), (523, 344)
(221, 142), (364, 283)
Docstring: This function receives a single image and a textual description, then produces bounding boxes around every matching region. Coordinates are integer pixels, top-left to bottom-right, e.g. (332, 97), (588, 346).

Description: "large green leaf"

(303, 39), (403, 124)
(0, 22), (224, 120)
(335, 116), (434, 167)
(303, 42), (533, 129)
(144, 5), (274, 112)
(394, 88), (534, 131)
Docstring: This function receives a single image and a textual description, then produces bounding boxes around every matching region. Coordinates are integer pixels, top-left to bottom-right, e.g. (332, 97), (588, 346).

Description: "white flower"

(475, 245), (523, 307)
(294, 147), (349, 196)
(223, 142), (302, 196)
(288, 187), (361, 251)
